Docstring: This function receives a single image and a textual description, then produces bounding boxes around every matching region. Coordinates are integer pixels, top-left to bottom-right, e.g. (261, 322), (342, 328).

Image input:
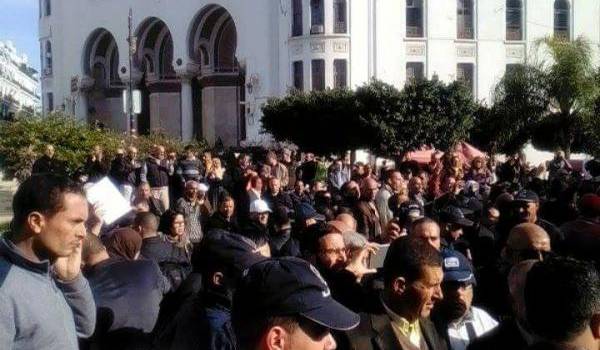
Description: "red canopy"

(407, 142), (486, 165)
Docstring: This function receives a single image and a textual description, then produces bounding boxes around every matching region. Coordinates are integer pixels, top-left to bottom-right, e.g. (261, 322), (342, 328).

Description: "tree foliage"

(0, 111), (207, 181)
(261, 79), (477, 157)
(471, 37), (600, 156)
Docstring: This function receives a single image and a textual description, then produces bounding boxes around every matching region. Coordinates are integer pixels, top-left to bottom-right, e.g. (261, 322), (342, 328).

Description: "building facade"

(0, 41), (41, 119)
(40, 0), (600, 146)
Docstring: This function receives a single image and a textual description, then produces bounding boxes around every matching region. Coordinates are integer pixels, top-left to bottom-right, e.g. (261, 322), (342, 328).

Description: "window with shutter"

(311, 0), (325, 34)
(406, 0), (424, 38)
(334, 0), (347, 34)
(506, 0), (523, 41)
(293, 61), (304, 91)
(292, 0), (303, 37)
(554, 0), (570, 40)
(457, 0), (474, 39)
(457, 63), (474, 96)
(406, 62), (424, 83)
(312, 59), (325, 91)
(334, 59), (347, 88)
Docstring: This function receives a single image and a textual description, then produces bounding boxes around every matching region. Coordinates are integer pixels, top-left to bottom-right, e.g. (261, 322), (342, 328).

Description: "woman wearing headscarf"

(105, 227), (143, 260)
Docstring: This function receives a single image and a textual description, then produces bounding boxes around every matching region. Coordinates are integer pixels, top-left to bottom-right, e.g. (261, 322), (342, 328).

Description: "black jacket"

(31, 155), (65, 175)
(338, 311), (448, 350)
(141, 236), (191, 292)
(207, 212), (240, 233)
(84, 157), (110, 183)
(263, 191), (294, 211)
(81, 257), (169, 350)
(467, 318), (528, 350)
(143, 157), (171, 188)
(109, 156), (140, 186)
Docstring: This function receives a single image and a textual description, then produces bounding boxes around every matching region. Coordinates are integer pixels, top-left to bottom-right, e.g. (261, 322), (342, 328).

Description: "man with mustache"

(432, 250), (497, 350)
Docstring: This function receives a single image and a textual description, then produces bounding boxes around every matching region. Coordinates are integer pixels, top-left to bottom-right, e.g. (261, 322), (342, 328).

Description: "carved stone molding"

(457, 46), (476, 57)
(291, 43), (303, 55)
(310, 41), (325, 53)
(406, 44), (425, 56)
(506, 45), (525, 59)
(333, 41), (348, 53)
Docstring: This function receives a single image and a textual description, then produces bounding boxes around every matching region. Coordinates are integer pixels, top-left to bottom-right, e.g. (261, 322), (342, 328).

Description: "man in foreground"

(232, 257), (360, 350)
(0, 174), (96, 349)
(344, 237), (448, 350)
(525, 257), (600, 350)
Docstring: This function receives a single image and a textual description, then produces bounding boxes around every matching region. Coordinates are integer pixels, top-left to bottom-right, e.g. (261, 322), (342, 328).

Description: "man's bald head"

(360, 178), (380, 201)
(505, 223), (551, 264)
(336, 213), (357, 232)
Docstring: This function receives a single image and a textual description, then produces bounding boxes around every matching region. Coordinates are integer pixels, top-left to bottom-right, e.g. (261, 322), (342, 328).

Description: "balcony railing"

(406, 26), (424, 38)
(506, 29), (523, 41)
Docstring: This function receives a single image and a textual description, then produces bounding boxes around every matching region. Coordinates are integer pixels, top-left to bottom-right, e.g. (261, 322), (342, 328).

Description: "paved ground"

(0, 174), (17, 226)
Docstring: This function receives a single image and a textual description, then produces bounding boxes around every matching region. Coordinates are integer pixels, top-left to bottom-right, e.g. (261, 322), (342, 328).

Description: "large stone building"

(40, 0), (600, 146)
(0, 41), (41, 119)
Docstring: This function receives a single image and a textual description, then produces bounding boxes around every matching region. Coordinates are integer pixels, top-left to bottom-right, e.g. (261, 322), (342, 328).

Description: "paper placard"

(85, 177), (132, 225)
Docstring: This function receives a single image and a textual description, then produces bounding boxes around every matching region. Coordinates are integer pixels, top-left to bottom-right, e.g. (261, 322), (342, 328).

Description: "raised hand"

(53, 242), (83, 282)
(345, 244), (378, 282)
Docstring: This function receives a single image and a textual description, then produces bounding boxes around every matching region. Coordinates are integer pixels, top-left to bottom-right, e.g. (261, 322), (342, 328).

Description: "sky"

(0, 0), (40, 71)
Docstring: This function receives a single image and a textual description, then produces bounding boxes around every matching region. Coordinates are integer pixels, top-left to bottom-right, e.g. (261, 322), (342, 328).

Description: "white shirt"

(447, 307), (498, 350)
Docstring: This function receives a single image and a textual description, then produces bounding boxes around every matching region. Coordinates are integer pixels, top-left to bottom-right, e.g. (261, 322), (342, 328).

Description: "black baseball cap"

(399, 200), (424, 222)
(441, 249), (476, 285)
(232, 257), (360, 331)
(192, 229), (267, 276)
(439, 206), (474, 227)
(514, 189), (539, 203)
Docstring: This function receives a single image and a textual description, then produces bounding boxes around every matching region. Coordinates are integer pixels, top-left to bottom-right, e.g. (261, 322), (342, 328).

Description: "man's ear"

(212, 272), (224, 287)
(591, 314), (600, 339)
(264, 326), (289, 350)
(392, 277), (407, 296)
(27, 212), (45, 235)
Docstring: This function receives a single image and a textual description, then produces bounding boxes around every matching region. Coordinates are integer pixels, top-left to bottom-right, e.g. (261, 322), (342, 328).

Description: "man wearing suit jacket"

(340, 237), (448, 350)
(354, 178), (383, 240)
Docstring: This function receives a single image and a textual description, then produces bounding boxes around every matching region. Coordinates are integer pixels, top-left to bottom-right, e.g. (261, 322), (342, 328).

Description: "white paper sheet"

(85, 177), (132, 225)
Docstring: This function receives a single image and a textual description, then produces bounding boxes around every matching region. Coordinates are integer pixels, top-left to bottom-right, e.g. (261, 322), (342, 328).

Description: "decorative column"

(179, 75), (194, 141)
(175, 63), (200, 142)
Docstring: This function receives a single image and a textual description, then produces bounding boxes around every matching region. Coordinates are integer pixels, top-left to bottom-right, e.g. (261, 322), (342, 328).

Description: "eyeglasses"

(320, 247), (347, 256)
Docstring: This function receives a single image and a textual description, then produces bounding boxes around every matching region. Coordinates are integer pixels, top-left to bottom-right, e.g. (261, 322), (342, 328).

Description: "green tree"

(261, 88), (361, 155)
(474, 37), (600, 157)
(262, 79), (477, 157)
(0, 111), (207, 181)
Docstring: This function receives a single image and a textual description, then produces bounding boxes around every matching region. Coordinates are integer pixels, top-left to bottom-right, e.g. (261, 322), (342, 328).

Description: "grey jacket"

(0, 237), (96, 350)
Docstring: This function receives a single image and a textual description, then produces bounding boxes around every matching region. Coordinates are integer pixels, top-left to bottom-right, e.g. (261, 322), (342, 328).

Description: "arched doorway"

(82, 28), (124, 130)
(188, 5), (245, 146)
(134, 18), (181, 137)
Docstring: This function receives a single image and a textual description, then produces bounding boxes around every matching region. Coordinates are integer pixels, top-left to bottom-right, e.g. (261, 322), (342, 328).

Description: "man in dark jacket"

(80, 234), (169, 349)
(468, 260), (537, 350)
(155, 230), (266, 350)
(141, 145), (173, 210)
(135, 212), (191, 292)
(31, 144), (65, 175)
(207, 195), (239, 233)
(84, 145), (110, 183)
(263, 177), (294, 212)
(109, 146), (141, 202)
(341, 237), (448, 350)
(354, 178), (383, 240)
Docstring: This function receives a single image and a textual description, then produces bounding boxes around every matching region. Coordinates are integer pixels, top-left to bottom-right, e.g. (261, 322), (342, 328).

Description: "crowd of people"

(0, 142), (599, 350)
